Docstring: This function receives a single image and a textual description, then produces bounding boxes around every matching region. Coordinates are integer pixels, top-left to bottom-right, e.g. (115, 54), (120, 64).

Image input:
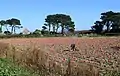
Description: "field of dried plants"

(0, 37), (120, 76)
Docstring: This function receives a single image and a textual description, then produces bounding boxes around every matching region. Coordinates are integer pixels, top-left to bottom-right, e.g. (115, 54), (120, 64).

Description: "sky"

(0, 0), (120, 32)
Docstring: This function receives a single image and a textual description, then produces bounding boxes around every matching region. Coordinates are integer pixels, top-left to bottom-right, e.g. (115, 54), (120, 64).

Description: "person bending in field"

(70, 44), (75, 51)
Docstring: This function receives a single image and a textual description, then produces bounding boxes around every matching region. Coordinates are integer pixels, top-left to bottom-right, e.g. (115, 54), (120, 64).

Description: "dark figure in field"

(70, 44), (75, 51)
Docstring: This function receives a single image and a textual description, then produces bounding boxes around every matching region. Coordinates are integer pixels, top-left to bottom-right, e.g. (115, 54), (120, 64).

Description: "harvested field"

(0, 37), (120, 76)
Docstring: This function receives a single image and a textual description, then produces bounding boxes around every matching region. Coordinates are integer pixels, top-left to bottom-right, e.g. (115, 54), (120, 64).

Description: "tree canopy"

(43, 14), (75, 35)
(6, 18), (22, 34)
(91, 11), (120, 34)
(0, 20), (6, 33)
(0, 18), (22, 34)
(1, 11), (120, 37)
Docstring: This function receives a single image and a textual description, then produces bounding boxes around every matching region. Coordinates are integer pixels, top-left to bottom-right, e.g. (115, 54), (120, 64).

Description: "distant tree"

(66, 21), (75, 33)
(0, 20), (6, 33)
(92, 11), (120, 34)
(6, 18), (22, 34)
(45, 15), (52, 32)
(33, 29), (41, 35)
(91, 21), (104, 34)
(57, 14), (74, 35)
(44, 15), (58, 34)
(19, 32), (23, 35)
(42, 26), (47, 30)
(44, 14), (75, 35)
(110, 15), (120, 32)
(100, 11), (114, 32)
(4, 31), (11, 35)
(100, 11), (120, 32)
(41, 26), (48, 35)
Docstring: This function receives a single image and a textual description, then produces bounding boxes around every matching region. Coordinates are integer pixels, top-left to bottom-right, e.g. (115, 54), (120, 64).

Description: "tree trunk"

(106, 21), (112, 32)
(11, 26), (14, 34)
(14, 27), (16, 34)
(48, 24), (51, 32)
(53, 25), (55, 34)
(5, 25), (9, 31)
(56, 27), (58, 33)
(106, 25), (109, 32)
(0, 25), (2, 33)
(56, 24), (59, 33)
(61, 26), (64, 36)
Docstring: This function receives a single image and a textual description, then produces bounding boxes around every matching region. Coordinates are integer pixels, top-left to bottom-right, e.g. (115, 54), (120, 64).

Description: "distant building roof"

(22, 28), (30, 34)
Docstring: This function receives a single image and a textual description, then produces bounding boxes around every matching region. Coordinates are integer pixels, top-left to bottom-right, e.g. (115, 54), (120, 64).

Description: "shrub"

(4, 31), (11, 35)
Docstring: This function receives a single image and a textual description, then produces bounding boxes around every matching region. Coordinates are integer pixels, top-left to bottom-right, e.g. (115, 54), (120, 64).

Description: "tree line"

(91, 11), (120, 34)
(0, 14), (75, 36)
(1, 11), (120, 36)
(0, 18), (22, 34)
(41, 14), (75, 35)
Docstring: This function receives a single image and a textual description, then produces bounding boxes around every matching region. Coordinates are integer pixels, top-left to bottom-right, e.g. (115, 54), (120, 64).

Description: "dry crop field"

(0, 37), (120, 76)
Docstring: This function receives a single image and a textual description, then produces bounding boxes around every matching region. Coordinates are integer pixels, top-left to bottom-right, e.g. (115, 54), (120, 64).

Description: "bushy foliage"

(4, 31), (11, 35)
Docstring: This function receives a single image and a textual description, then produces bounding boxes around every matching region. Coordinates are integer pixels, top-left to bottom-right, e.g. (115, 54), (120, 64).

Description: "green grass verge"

(0, 58), (40, 76)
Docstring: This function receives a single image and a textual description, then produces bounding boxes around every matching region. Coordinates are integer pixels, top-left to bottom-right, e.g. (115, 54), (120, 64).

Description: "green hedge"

(0, 33), (120, 39)
(0, 34), (64, 39)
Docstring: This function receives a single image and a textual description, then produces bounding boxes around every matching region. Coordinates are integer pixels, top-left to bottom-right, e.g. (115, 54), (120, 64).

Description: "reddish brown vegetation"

(0, 37), (120, 76)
